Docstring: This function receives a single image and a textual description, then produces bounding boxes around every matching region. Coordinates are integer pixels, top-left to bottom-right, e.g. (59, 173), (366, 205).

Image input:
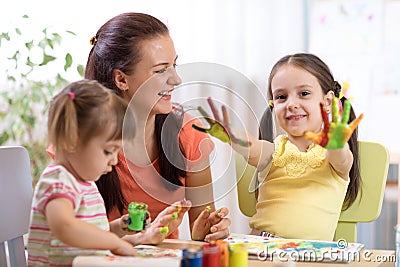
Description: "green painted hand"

(192, 97), (250, 147)
(305, 97), (364, 149)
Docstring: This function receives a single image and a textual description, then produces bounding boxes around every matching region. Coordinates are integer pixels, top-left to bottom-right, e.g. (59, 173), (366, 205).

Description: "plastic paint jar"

(181, 248), (203, 267)
(229, 243), (248, 267)
(215, 240), (229, 267)
(202, 243), (220, 267)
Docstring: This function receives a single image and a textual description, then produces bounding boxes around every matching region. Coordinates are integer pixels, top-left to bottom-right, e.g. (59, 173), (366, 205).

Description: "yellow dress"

(249, 135), (349, 240)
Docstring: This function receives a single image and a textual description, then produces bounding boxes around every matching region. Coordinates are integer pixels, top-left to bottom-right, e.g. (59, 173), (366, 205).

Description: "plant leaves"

(25, 40), (34, 50)
(39, 52), (56, 66)
(64, 53), (72, 71)
(0, 132), (10, 145)
(77, 64), (84, 77)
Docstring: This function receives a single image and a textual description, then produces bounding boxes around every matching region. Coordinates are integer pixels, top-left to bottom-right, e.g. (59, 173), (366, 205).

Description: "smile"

(286, 115), (306, 120)
(158, 89), (174, 97)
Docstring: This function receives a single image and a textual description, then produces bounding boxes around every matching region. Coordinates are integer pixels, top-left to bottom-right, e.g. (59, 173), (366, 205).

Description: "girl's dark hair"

(85, 12), (186, 215)
(266, 53), (361, 210)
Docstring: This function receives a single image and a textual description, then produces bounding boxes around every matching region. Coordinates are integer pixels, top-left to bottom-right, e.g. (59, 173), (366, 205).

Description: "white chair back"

(0, 146), (32, 267)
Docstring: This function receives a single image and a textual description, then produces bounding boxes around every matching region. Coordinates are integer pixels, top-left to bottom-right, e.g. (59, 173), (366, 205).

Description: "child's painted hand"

(192, 97), (250, 147)
(191, 206), (231, 242)
(140, 200), (191, 245)
(305, 97), (364, 149)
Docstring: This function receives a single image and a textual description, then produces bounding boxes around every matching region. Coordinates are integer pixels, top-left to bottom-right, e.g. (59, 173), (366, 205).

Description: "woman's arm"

(185, 163), (231, 242)
(46, 197), (135, 255)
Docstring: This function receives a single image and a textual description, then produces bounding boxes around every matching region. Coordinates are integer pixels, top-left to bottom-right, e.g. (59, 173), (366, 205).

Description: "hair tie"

(68, 92), (75, 101)
(268, 100), (274, 108)
(90, 36), (97, 46)
(332, 81), (342, 97)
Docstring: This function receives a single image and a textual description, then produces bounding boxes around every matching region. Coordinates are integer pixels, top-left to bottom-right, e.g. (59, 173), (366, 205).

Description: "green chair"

(334, 141), (389, 242)
(235, 141), (390, 242)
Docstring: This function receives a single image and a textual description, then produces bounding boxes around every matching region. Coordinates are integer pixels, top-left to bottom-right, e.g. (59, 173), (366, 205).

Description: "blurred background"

(1, 0), (399, 249)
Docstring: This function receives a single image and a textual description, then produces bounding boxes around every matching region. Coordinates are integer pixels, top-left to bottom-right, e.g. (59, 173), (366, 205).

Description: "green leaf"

(7, 75), (16, 82)
(22, 15), (29, 19)
(52, 33), (62, 42)
(25, 40), (34, 50)
(26, 57), (35, 67)
(0, 112), (7, 120)
(77, 64), (85, 77)
(0, 132), (10, 145)
(46, 38), (54, 49)
(39, 52), (56, 66)
(0, 32), (10, 44)
(15, 28), (22, 35)
(64, 53), (72, 71)
(66, 30), (76, 36)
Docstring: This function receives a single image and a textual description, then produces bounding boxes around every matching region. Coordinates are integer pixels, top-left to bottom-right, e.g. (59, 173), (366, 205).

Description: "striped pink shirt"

(27, 164), (110, 267)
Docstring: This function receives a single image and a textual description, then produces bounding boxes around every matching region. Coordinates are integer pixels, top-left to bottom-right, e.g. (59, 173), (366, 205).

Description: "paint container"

(127, 202), (148, 231)
(181, 248), (203, 267)
(229, 243), (248, 267)
(215, 240), (229, 267)
(202, 243), (220, 267)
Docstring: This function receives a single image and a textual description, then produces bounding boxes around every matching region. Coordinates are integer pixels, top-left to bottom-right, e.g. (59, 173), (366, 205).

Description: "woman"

(85, 12), (230, 242)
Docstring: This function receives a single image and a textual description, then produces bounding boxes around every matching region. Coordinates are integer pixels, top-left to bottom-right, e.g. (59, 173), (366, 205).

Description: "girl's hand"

(191, 206), (231, 242)
(305, 97), (363, 149)
(140, 200), (191, 245)
(110, 239), (137, 256)
(192, 97), (250, 147)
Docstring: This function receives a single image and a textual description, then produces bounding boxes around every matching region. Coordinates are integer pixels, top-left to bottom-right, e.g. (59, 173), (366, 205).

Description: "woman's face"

(123, 35), (181, 117)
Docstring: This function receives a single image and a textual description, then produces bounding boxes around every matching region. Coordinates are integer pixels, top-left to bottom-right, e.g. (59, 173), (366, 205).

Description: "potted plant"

(0, 15), (84, 186)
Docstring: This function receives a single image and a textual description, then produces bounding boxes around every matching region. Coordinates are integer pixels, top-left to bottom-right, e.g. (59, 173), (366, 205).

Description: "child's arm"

(326, 144), (353, 180)
(46, 197), (136, 256)
(193, 97), (275, 170)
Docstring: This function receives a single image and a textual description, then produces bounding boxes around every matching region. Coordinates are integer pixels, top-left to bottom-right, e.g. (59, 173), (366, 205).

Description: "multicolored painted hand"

(304, 97), (364, 149)
(192, 97), (251, 147)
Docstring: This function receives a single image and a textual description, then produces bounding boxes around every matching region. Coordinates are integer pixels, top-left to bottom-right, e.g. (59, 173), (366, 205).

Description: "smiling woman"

(84, 12), (231, 242)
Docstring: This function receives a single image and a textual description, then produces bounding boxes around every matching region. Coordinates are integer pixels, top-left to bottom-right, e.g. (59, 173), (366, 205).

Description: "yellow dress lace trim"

(273, 135), (326, 177)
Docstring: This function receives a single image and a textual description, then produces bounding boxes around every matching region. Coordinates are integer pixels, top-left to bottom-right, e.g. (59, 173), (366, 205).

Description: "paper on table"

(225, 233), (364, 263)
(72, 245), (182, 267)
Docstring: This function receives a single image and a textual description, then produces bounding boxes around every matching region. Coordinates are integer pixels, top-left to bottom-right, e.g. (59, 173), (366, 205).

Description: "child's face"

(270, 65), (329, 140)
(66, 132), (122, 182)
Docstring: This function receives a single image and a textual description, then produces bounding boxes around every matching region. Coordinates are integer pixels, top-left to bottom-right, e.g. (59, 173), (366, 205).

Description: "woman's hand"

(305, 98), (363, 149)
(139, 200), (191, 245)
(191, 206), (231, 242)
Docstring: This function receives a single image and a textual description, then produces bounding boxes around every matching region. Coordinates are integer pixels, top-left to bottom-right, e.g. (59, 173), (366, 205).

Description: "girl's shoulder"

(38, 164), (92, 189)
